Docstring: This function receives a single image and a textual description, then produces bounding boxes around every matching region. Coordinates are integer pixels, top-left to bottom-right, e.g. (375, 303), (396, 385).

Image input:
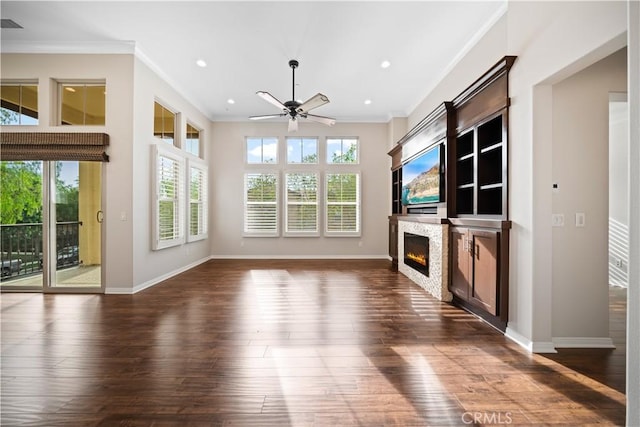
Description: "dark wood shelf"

(480, 142), (502, 154)
(480, 183), (502, 190)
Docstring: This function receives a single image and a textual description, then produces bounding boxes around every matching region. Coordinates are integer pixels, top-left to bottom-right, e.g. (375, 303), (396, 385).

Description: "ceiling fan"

(249, 59), (336, 132)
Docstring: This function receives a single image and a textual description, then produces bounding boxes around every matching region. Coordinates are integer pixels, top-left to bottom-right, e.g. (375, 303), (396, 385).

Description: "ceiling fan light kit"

(249, 59), (336, 131)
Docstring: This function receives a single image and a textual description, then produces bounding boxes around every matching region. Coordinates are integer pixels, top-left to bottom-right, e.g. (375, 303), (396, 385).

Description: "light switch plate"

(575, 213), (585, 227)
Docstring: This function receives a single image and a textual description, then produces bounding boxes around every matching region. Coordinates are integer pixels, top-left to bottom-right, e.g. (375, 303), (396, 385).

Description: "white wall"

(551, 48), (627, 342)
(509, 0), (627, 351)
(209, 121), (389, 258)
(0, 53), (136, 292)
(130, 57), (212, 290)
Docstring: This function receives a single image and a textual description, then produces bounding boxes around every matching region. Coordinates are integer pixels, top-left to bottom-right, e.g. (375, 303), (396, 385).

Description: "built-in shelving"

(391, 168), (402, 214)
(388, 56), (515, 330)
(454, 104), (507, 218)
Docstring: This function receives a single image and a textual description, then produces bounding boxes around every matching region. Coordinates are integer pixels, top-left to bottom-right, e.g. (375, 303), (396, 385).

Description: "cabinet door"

(450, 227), (470, 300)
(469, 229), (499, 315)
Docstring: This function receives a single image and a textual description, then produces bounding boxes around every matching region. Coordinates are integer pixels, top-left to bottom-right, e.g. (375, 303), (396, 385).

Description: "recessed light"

(196, 59), (207, 68)
(380, 60), (391, 69)
(364, 99), (372, 105)
(227, 99), (235, 104)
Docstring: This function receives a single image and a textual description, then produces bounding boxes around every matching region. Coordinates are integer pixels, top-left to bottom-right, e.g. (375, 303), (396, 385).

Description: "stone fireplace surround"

(398, 218), (452, 302)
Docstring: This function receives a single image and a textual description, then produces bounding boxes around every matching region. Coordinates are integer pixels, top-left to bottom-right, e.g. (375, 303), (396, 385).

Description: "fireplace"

(404, 232), (429, 276)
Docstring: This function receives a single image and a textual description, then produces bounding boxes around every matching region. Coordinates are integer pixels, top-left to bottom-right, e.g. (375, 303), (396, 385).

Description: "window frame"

(58, 82), (106, 126)
(286, 136), (319, 164)
(187, 158), (208, 242)
(243, 172), (280, 237)
(0, 82), (39, 126)
(185, 122), (202, 158)
(154, 100), (177, 146)
(326, 137), (359, 164)
(284, 171), (319, 236)
(324, 171), (361, 237)
(152, 143), (185, 250)
(245, 136), (279, 164)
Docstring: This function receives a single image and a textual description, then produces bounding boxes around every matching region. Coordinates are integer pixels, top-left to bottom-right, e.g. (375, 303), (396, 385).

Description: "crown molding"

(1, 40), (136, 54)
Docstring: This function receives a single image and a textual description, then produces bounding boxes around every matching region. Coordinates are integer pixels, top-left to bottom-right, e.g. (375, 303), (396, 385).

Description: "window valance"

(0, 132), (109, 161)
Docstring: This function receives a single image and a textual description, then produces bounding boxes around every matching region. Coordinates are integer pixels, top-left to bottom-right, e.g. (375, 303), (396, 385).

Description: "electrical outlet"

(615, 259), (623, 268)
(552, 214), (565, 227)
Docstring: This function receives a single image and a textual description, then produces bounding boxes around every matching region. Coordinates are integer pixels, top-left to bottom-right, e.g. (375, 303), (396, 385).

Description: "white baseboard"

(552, 337), (616, 349)
(104, 256), (210, 295)
(532, 341), (558, 353)
(209, 254), (390, 260)
(505, 327), (558, 353)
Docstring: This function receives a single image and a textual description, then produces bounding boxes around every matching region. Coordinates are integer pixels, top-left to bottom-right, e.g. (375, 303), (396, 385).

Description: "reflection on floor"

(0, 260), (626, 425)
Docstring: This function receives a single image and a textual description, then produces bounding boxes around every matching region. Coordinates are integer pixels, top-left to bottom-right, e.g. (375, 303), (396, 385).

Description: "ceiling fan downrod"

(289, 59), (298, 102)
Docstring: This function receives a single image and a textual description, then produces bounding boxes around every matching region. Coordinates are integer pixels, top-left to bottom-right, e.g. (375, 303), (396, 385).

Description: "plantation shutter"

(158, 156), (182, 240)
(153, 145), (184, 250)
(326, 173), (360, 234)
(188, 162), (208, 241)
(0, 132), (109, 161)
(244, 173), (278, 235)
(285, 173), (318, 234)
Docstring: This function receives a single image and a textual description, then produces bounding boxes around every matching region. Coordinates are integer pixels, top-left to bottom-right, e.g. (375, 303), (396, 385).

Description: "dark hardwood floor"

(1, 259), (626, 426)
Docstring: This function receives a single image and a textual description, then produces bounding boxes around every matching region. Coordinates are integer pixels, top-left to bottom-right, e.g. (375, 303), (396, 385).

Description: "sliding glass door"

(0, 161), (44, 289)
(0, 160), (103, 292)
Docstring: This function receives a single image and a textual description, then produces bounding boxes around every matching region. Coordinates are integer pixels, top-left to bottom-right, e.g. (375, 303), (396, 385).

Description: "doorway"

(0, 160), (103, 292)
(608, 93), (629, 288)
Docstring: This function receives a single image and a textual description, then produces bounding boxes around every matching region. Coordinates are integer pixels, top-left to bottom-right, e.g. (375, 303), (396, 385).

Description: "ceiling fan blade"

(256, 91), (287, 111)
(296, 93), (330, 114)
(288, 118), (298, 132)
(303, 113), (336, 126)
(249, 114), (286, 120)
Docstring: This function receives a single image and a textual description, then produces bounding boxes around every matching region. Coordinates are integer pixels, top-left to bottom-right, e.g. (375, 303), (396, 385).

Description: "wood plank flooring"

(0, 259), (626, 426)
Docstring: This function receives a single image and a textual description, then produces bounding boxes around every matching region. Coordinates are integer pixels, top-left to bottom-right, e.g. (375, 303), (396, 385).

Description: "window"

(327, 137), (358, 164)
(0, 83), (38, 125)
(60, 83), (105, 125)
(287, 137), (318, 164)
(326, 173), (360, 235)
(244, 173), (278, 236)
(154, 101), (176, 145)
(285, 173), (318, 234)
(152, 145), (184, 249)
(246, 137), (278, 164)
(188, 160), (208, 242)
(185, 123), (201, 157)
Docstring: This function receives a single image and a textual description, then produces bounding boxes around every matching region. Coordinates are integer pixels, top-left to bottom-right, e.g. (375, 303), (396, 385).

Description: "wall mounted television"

(401, 143), (445, 206)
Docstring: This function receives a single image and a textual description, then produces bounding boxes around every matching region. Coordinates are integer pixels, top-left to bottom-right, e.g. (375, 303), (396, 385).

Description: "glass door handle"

(97, 210), (104, 223)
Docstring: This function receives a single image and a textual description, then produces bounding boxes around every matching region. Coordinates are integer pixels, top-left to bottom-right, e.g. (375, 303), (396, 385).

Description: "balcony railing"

(0, 221), (81, 281)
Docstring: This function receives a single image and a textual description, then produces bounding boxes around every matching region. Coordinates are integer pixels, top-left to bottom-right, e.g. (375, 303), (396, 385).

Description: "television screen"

(401, 145), (442, 205)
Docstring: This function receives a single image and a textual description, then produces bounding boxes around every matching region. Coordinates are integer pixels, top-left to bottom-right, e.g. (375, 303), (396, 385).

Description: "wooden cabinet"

(449, 220), (510, 330)
(389, 216), (398, 270)
(447, 56), (515, 330)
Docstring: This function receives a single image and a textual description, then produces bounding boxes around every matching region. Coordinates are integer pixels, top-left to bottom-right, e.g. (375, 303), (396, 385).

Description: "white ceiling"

(1, 1), (506, 123)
